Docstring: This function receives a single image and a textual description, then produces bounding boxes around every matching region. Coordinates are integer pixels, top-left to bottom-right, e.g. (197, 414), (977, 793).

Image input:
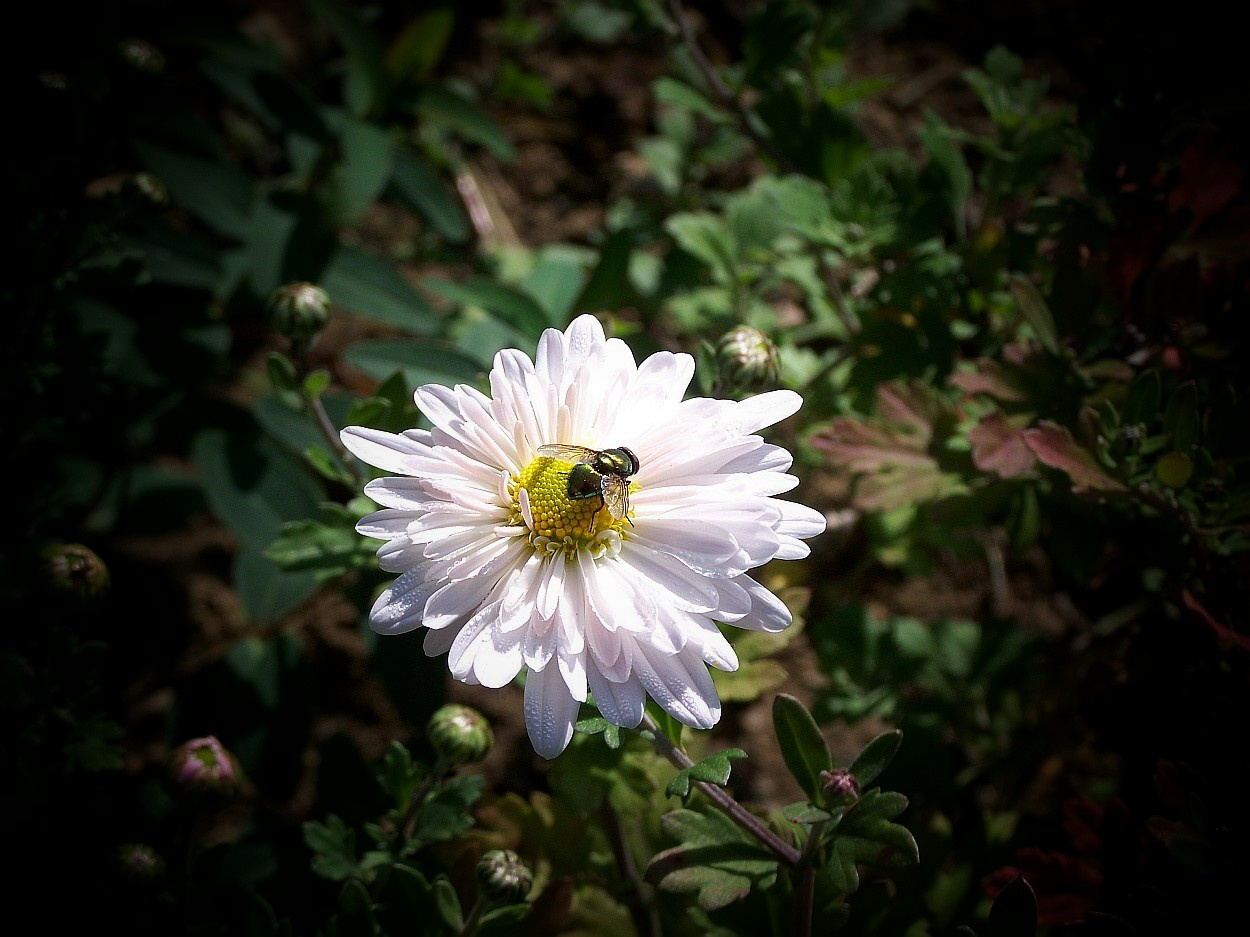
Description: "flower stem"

(639, 714), (802, 868)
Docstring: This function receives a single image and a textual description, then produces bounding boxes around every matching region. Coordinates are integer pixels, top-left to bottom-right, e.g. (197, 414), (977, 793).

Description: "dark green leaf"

(782, 802), (833, 824)
(307, 0), (387, 116)
(131, 139), (254, 240)
(304, 816), (361, 881)
(433, 877), (464, 931)
(987, 874), (1038, 937)
(772, 693), (833, 801)
(645, 808), (779, 911)
(344, 338), (484, 389)
(389, 149), (470, 243)
(1007, 273), (1060, 355)
(321, 242), (440, 334)
(335, 879), (376, 937)
(849, 730), (903, 788)
(413, 86), (515, 160)
(424, 276), (550, 336)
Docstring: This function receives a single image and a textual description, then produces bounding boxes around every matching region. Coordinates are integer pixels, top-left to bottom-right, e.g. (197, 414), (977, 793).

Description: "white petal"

(726, 389), (803, 434)
(587, 665), (645, 728)
(369, 569), (438, 635)
(341, 426), (431, 475)
(524, 665), (581, 759)
(732, 575), (793, 632)
(631, 644), (720, 729)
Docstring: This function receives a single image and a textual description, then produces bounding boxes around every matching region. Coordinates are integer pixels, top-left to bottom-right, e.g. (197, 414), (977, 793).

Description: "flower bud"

(115, 842), (166, 883)
(820, 767), (860, 807)
(426, 704), (493, 766)
(168, 736), (240, 803)
(43, 543), (110, 600)
(116, 38), (166, 75)
(268, 282), (330, 346)
(122, 172), (169, 209)
(715, 325), (780, 394)
(475, 849), (533, 904)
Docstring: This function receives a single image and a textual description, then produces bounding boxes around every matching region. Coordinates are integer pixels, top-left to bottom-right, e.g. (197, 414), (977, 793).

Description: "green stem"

(639, 713), (801, 867)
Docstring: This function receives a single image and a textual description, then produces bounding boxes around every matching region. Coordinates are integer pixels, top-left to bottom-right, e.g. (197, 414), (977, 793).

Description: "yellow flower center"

(510, 456), (630, 556)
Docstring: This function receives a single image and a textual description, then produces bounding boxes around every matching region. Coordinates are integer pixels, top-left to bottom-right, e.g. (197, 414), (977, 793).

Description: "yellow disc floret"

(510, 456), (630, 557)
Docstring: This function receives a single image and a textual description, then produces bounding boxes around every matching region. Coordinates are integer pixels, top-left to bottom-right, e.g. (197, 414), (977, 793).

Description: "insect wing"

(600, 475), (629, 519)
(537, 443), (596, 463)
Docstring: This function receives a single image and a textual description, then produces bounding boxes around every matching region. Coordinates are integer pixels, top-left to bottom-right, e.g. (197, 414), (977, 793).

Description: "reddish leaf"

(969, 411), (1036, 478)
(983, 849), (1102, 927)
(1022, 421), (1126, 493)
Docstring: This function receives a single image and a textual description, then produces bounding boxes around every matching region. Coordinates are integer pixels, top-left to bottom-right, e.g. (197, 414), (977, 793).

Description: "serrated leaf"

(772, 694), (832, 802)
(665, 212), (736, 278)
(646, 809), (779, 911)
(304, 816), (361, 881)
(848, 730), (903, 788)
(1022, 421), (1127, 493)
(665, 749), (747, 799)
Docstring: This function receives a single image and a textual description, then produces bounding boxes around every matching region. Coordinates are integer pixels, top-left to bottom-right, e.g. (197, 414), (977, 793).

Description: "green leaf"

(321, 242), (440, 334)
(665, 748), (747, 799)
(307, 0), (387, 116)
(344, 337), (485, 389)
(645, 808), (779, 911)
(132, 139), (254, 241)
(653, 76), (730, 123)
(320, 115), (394, 226)
(433, 877), (464, 931)
(386, 8), (455, 85)
(1006, 273), (1060, 355)
(665, 212), (736, 280)
(772, 693), (833, 802)
(304, 815), (361, 881)
(849, 730), (903, 788)
(413, 86), (515, 160)
(424, 276), (550, 336)
(782, 802), (833, 825)
(523, 250), (589, 324)
(389, 148), (470, 243)
(336, 878), (376, 937)
(987, 874), (1038, 937)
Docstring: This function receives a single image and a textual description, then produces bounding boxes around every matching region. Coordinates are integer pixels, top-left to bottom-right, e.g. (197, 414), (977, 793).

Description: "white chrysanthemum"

(341, 314), (826, 758)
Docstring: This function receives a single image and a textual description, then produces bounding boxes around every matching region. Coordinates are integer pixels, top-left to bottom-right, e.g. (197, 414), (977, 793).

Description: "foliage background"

(4, 0), (1247, 934)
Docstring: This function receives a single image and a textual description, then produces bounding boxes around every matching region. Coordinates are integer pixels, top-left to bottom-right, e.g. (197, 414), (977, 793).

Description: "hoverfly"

(536, 444), (640, 525)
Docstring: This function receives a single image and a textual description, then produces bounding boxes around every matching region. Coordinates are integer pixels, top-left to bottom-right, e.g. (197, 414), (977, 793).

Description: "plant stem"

(639, 713), (802, 867)
(601, 800), (663, 937)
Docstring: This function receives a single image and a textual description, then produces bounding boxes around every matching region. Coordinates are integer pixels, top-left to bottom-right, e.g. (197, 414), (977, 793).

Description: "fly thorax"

(510, 456), (627, 555)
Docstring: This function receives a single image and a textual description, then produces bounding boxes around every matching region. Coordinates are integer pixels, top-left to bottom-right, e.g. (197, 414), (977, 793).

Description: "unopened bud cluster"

(475, 849), (533, 904)
(43, 543), (110, 599)
(426, 703), (493, 766)
(268, 282), (330, 346)
(821, 767), (860, 807)
(715, 325), (780, 393)
(168, 735), (240, 802)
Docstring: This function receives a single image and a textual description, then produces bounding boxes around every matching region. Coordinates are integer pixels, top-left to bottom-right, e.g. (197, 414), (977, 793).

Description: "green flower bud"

(426, 704), (493, 766)
(715, 325), (780, 394)
(475, 849), (533, 904)
(43, 543), (110, 600)
(268, 282), (330, 346)
(168, 735), (240, 803)
(115, 843), (166, 883)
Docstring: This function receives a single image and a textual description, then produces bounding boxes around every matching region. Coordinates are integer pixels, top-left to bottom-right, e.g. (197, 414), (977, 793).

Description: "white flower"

(341, 315), (826, 758)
